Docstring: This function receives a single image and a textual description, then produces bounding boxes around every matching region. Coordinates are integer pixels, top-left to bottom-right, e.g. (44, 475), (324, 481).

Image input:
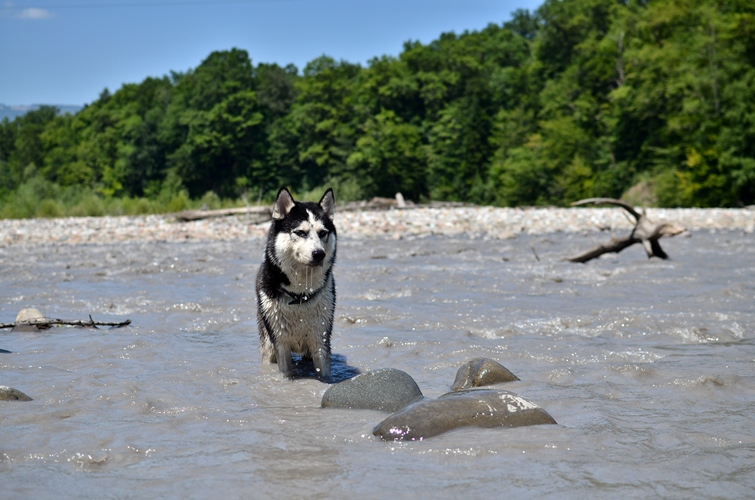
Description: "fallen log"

(173, 196), (409, 220)
(568, 198), (685, 263)
(173, 206), (271, 222)
(337, 193), (417, 212)
(173, 193), (466, 220)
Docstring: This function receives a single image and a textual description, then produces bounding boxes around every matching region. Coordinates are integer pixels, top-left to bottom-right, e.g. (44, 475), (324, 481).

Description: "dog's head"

(270, 187), (336, 269)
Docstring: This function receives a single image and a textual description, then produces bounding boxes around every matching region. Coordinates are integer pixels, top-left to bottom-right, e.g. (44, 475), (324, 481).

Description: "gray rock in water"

(451, 357), (519, 390)
(373, 389), (556, 441)
(11, 324), (42, 332)
(322, 368), (424, 413)
(0, 385), (33, 401)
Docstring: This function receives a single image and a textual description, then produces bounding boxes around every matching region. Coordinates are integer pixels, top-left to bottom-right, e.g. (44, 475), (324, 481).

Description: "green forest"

(1, 0), (754, 218)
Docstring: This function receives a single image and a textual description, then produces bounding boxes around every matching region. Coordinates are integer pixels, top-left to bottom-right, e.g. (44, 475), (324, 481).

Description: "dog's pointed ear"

(272, 187), (295, 220)
(319, 188), (335, 219)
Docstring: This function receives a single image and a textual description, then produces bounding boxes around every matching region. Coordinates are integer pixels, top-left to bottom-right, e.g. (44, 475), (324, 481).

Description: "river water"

(1, 230), (754, 498)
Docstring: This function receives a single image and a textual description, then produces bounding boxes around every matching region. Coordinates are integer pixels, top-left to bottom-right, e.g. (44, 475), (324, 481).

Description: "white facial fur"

(273, 209), (335, 293)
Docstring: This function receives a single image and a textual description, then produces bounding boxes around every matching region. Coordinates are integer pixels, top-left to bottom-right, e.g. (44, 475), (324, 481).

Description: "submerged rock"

(373, 389), (556, 441)
(0, 386), (33, 401)
(321, 368), (424, 413)
(11, 324), (42, 332)
(451, 357), (519, 390)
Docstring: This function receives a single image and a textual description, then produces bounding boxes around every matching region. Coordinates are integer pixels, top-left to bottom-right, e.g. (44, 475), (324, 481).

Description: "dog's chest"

(259, 281), (334, 351)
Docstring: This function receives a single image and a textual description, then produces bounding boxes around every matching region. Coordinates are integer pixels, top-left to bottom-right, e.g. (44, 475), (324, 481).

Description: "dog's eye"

(293, 230), (308, 238)
(318, 230), (328, 238)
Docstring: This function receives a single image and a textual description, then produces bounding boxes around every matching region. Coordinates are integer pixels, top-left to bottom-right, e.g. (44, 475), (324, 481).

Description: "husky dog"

(256, 187), (337, 379)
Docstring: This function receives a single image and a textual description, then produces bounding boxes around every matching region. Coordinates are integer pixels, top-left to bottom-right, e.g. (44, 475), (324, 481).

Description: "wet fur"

(255, 187), (337, 379)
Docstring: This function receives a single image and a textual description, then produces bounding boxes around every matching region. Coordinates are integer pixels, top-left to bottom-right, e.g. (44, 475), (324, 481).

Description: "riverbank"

(0, 206), (752, 246)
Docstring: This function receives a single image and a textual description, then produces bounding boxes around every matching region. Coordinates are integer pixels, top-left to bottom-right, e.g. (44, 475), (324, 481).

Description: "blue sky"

(1, 0), (543, 107)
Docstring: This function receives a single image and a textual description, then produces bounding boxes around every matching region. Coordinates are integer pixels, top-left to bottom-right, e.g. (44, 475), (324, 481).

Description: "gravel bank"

(0, 207), (752, 246)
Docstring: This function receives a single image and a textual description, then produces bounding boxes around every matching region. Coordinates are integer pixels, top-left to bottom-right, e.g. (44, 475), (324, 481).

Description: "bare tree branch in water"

(0, 315), (131, 330)
(568, 198), (685, 263)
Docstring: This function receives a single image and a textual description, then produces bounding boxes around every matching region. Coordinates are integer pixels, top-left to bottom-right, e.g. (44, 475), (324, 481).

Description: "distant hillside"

(0, 104), (82, 121)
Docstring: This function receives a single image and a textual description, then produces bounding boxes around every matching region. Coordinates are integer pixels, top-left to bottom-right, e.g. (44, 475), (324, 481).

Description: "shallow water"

(2, 231), (754, 498)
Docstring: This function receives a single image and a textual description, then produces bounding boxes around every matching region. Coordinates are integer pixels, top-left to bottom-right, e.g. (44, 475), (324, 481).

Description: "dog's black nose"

(312, 249), (326, 263)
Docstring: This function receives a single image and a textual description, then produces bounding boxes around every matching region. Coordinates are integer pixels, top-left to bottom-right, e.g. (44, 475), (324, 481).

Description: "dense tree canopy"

(1, 0), (753, 217)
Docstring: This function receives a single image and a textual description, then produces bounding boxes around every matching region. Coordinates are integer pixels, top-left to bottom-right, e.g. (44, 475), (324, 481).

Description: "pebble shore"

(0, 206), (752, 246)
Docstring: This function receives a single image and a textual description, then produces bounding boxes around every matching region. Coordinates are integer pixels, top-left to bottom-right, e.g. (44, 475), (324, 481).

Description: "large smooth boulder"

(0, 386), (33, 401)
(373, 389), (556, 441)
(322, 368), (424, 413)
(451, 357), (519, 390)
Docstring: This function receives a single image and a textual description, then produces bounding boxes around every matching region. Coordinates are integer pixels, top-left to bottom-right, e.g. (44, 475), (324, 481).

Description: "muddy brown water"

(1, 231), (754, 498)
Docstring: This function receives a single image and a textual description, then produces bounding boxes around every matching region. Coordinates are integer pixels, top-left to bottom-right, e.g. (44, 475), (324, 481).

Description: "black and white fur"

(256, 187), (337, 379)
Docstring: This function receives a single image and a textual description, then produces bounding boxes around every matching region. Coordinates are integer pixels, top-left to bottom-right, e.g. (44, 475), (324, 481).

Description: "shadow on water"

(290, 353), (361, 383)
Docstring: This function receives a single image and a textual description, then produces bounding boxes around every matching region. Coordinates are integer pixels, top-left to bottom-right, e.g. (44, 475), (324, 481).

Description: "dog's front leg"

(276, 345), (294, 377)
(313, 348), (331, 381)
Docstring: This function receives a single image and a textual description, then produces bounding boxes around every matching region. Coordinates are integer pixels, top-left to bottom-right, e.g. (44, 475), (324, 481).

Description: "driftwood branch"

(571, 197), (641, 220)
(173, 193), (431, 222)
(340, 193), (416, 211)
(569, 198), (685, 263)
(1, 315), (132, 330)
(173, 206), (271, 222)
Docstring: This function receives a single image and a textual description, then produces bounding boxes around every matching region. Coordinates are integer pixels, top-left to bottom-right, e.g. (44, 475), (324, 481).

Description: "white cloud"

(17, 7), (54, 19)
